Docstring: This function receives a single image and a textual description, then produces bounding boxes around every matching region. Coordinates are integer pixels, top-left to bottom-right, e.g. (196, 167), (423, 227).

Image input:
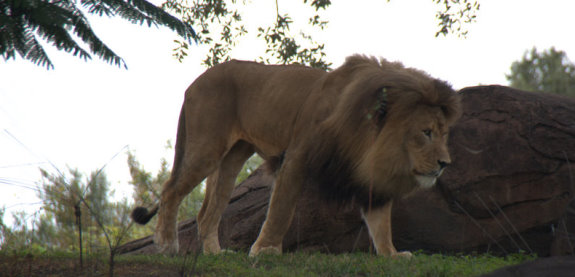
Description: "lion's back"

(183, 60), (327, 157)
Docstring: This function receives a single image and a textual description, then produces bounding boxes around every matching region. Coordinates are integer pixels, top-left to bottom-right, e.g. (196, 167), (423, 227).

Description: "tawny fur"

(132, 55), (461, 257)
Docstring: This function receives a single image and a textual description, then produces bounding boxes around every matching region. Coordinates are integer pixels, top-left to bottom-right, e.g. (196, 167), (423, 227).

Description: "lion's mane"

(303, 55), (461, 208)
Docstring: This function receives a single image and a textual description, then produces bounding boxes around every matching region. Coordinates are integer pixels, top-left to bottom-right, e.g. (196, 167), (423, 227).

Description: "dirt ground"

(0, 255), (183, 277)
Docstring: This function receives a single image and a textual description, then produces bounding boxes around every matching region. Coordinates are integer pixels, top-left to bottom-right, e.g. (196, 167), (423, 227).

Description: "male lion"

(132, 55), (461, 257)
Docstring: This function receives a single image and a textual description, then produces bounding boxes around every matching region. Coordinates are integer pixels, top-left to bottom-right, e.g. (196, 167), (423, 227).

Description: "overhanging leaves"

(0, 0), (198, 69)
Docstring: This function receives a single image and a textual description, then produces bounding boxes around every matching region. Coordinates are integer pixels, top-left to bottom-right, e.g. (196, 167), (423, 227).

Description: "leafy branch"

(434, 0), (481, 38)
(256, 1), (331, 70)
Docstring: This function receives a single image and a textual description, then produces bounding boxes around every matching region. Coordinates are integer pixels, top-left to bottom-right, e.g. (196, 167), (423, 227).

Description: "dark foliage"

(0, 0), (197, 69)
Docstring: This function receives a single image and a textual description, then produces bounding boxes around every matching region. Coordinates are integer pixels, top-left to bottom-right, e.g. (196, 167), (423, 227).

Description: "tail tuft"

(131, 205), (159, 225)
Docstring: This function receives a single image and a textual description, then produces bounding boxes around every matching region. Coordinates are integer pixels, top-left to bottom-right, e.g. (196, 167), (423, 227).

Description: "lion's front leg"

(361, 200), (412, 258)
(249, 160), (304, 257)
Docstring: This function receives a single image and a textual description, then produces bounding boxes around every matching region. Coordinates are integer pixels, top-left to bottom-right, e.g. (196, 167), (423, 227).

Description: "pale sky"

(1, 0), (574, 223)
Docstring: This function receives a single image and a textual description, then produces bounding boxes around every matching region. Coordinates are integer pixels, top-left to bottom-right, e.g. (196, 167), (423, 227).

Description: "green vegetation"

(0, 250), (535, 276)
(236, 154), (264, 184)
(0, 142), (259, 255)
(507, 47), (575, 97)
(0, 144), (201, 253)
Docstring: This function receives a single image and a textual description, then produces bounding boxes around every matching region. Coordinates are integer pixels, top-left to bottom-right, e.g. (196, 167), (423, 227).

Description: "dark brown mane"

(303, 132), (391, 209)
(300, 55), (461, 206)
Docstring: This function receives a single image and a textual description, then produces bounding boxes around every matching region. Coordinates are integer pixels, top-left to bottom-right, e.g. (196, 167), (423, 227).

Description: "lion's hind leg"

(155, 141), (233, 255)
(197, 141), (255, 254)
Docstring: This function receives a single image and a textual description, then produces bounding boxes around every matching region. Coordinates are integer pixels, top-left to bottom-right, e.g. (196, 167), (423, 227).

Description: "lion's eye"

(423, 129), (432, 139)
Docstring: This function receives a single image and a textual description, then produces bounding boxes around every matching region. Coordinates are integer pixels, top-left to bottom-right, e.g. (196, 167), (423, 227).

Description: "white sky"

(1, 0), (574, 223)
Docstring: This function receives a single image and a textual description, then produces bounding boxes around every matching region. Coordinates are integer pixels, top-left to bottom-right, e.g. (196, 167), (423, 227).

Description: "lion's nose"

(438, 160), (449, 170)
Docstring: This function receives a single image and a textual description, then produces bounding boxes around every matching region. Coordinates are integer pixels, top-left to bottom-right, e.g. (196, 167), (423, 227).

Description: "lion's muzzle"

(414, 163), (447, 188)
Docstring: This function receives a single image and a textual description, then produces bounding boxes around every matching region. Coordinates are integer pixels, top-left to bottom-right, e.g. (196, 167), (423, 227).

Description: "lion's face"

(404, 105), (452, 188)
(356, 103), (456, 196)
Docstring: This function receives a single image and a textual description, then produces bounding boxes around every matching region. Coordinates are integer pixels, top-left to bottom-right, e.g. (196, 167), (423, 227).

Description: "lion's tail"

(131, 105), (188, 225)
(131, 203), (159, 225)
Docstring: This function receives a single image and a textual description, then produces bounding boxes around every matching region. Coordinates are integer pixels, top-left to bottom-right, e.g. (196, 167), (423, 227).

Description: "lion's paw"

(392, 251), (413, 259)
(155, 242), (179, 256)
(154, 234), (179, 256)
(204, 248), (236, 255)
(249, 245), (281, 257)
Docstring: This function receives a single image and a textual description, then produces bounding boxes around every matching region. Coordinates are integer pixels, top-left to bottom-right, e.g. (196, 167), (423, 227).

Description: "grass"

(0, 250), (535, 276)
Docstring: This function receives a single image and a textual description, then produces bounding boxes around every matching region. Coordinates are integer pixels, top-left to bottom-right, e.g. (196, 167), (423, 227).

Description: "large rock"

(119, 86), (575, 256)
(394, 85), (575, 255)
(481, 256), (575, 277)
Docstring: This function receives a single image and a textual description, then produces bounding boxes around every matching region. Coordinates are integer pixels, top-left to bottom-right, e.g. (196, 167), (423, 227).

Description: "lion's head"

(305, 55), (461, 207)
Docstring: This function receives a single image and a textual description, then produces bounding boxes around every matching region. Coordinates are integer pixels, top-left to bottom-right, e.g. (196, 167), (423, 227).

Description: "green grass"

(1, 249), (535, 276)
(120, 251), (535, 277)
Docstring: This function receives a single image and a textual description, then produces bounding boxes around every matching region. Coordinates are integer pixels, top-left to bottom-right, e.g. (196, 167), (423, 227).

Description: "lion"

(131, 55), (461, 258)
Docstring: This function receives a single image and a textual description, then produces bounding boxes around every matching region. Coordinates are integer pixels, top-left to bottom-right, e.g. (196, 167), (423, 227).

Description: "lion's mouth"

(413, 168), (444, 188)
(413, 168), (444, 178)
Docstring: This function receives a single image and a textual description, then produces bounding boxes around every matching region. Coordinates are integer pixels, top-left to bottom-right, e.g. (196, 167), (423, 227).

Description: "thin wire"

(3, 129), (65, 178)
(488, 196), (534, 254)
(452, 200), (509, 255)
(0, 162), (48, 169)
(473, 192), (523, 252)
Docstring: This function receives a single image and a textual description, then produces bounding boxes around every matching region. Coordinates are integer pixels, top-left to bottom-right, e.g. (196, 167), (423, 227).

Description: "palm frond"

(26, 1), (93, 61)
(0, 0), (55, 69)
(1, 0), (197, 70)
(125, 0), (197, 41)
(71, 14), (127, 68)
(80, 0), (115, 17)
(83, 0), (197, 42)
(20, 26), (55, 70)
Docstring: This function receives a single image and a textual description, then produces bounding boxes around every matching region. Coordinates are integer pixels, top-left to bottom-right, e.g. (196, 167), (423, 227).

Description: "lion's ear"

(366, 87), (389, 127)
